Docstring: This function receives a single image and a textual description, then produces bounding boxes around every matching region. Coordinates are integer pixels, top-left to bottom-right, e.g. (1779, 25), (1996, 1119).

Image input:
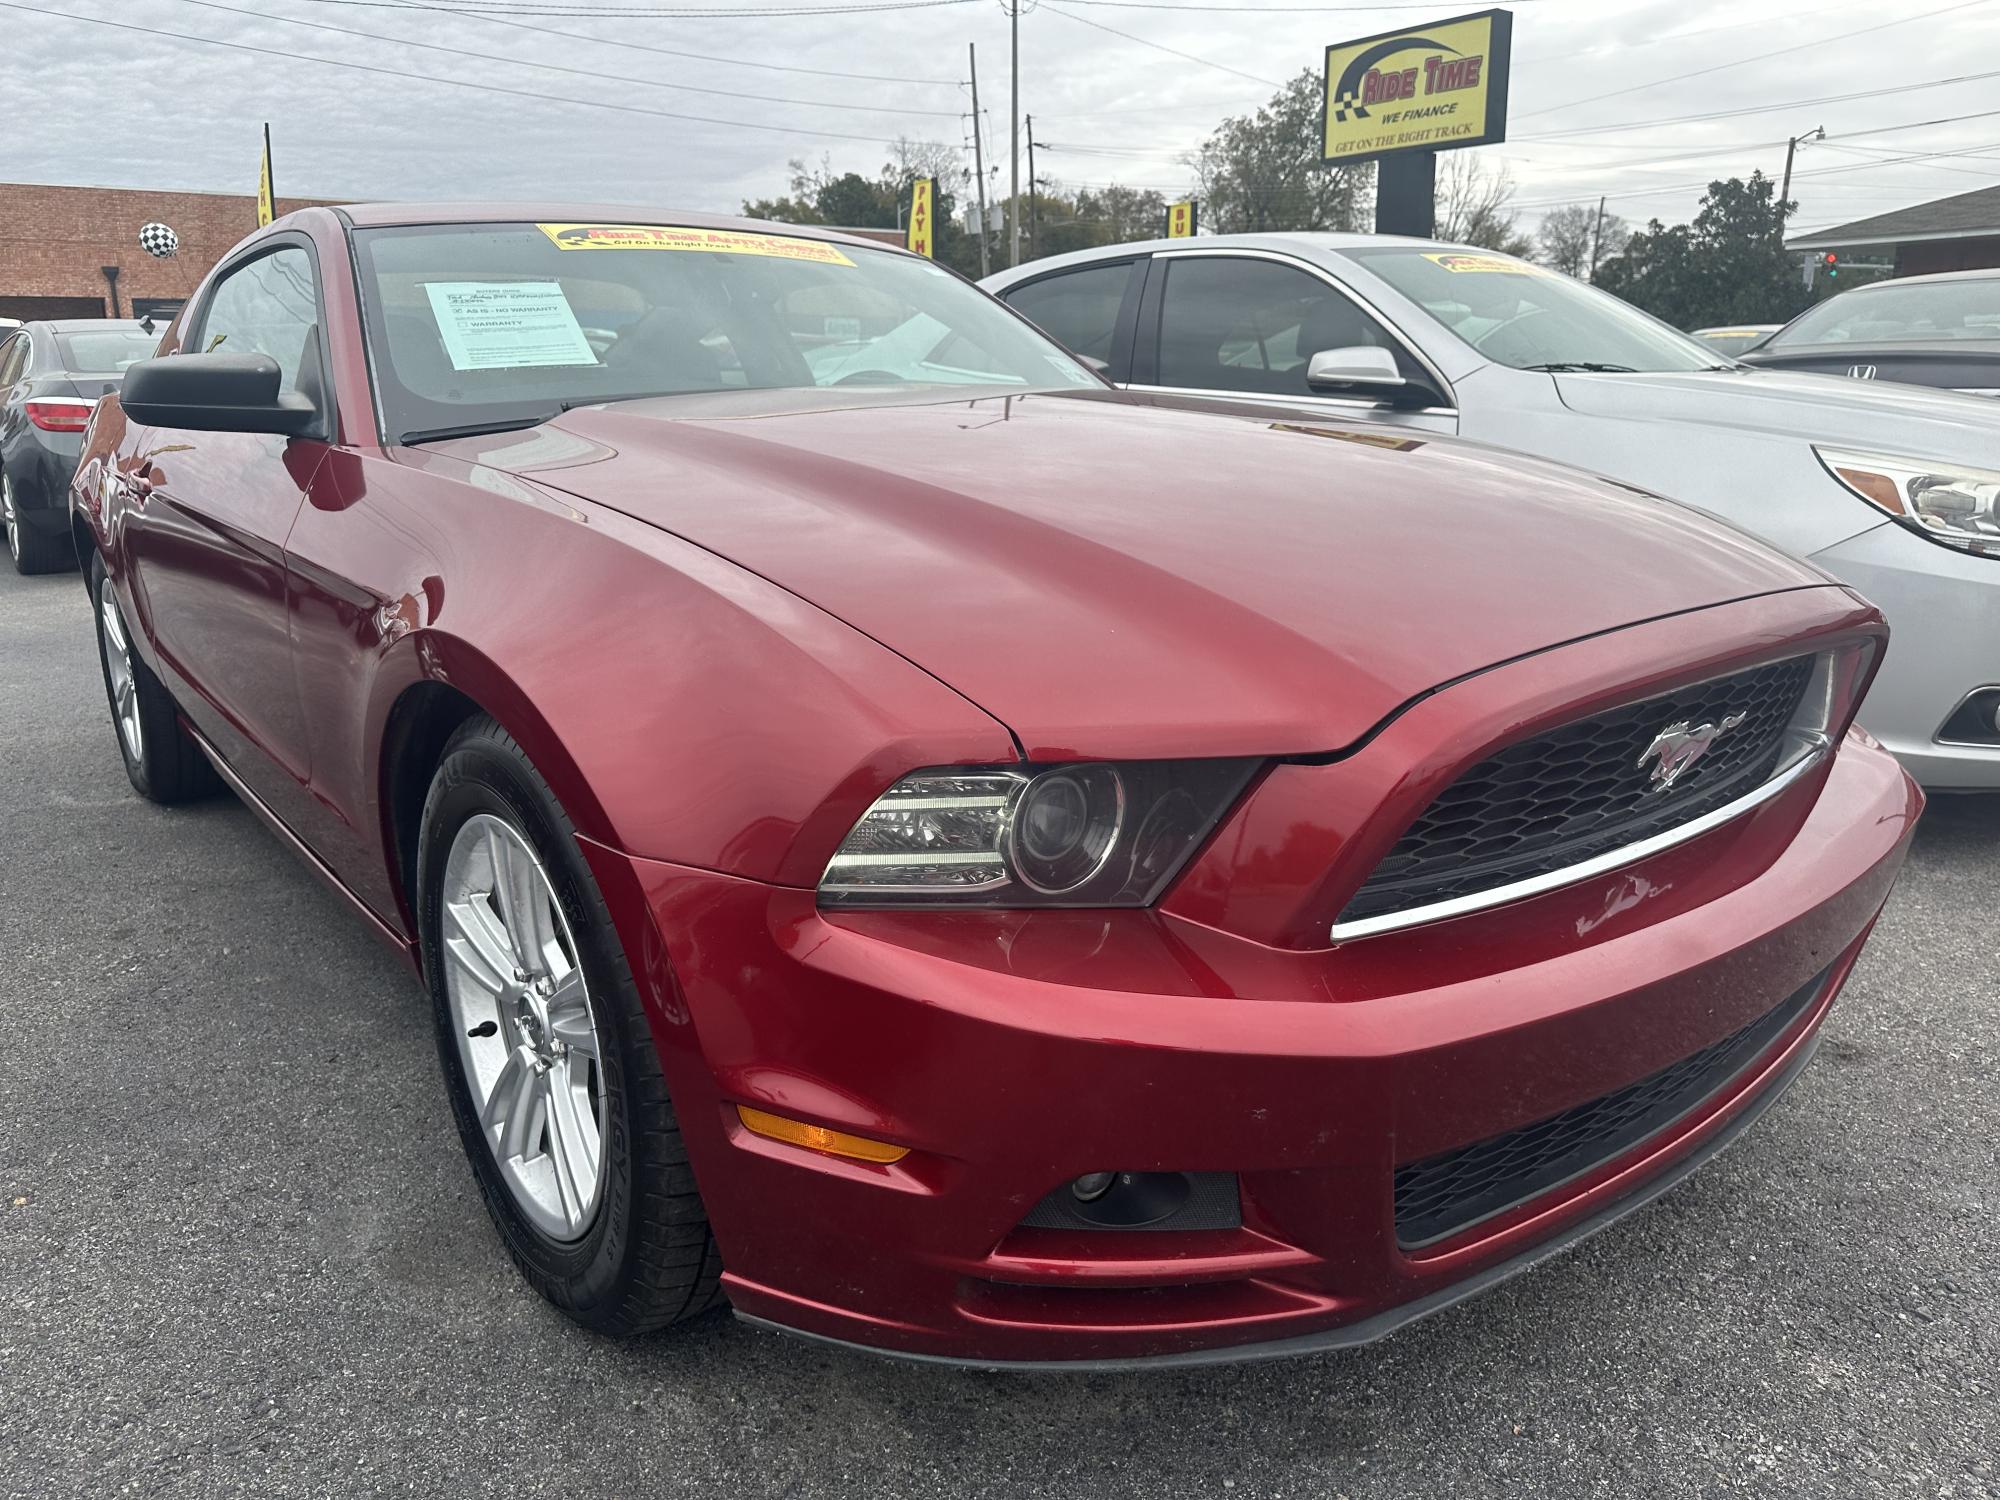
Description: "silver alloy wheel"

(2, 473), (18, 563)
(98, 576), (143, 762)
(442, 812), (607, 1242)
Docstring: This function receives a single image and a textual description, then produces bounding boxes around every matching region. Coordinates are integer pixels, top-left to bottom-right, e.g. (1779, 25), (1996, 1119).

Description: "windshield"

(1765, 279), (2000, 347)
(352, 222), (1099, 441)
(1347, 247), (1724, 373)
(56, 329), (160, 373)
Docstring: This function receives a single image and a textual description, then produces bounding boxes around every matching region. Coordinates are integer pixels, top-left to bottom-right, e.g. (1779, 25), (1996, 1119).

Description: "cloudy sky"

(6, 0), (1999, 239)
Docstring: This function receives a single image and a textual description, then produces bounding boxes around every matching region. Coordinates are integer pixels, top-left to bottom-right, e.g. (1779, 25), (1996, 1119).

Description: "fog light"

(1070, 1171), (1117, 1202)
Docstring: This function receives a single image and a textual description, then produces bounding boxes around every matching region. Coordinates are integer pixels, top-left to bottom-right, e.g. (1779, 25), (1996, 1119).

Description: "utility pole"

(1587, 194), (1606, 281)
(1026, 113), (1039, 260)
(968, 42), (991, 278)
(1780, 125), (1824, 214)
(1008, 0), (1021, 268)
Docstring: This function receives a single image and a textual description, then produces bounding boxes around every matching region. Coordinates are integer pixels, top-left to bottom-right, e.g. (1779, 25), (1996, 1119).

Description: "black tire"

(88, 554), (219, 803)
(3, 470), (73, 575)
(417, 715), (723, 1335)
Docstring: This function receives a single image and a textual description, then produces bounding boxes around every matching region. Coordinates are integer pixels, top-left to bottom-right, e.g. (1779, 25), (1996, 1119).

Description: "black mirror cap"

(121, 353), (324, 438)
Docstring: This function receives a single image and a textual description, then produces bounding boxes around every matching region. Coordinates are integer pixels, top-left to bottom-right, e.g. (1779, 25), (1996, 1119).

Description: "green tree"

(1188, 69), (1372, 233)
(743, 145), (984, 277)
(1595, 172), (1809, 328)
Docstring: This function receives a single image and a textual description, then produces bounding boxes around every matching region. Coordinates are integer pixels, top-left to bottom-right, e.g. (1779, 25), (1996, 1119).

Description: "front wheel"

(418, 715), (722, 1335)
(90, 556), (217, 802)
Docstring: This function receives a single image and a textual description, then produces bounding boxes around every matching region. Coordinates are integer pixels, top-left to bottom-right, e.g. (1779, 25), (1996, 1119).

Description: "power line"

(270, 0), (977, 11)
(1517, 0), (1997, 122)
(1039, 1), (1280, 88)
(170, 0), (962, 115)
(283, 0), (958, 78)
(1519, 65), (2000, 142)
(0, 0), (954, 144)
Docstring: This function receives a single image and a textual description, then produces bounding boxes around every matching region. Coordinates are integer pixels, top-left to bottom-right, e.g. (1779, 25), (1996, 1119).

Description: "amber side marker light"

(736, 1106), (910, 1164)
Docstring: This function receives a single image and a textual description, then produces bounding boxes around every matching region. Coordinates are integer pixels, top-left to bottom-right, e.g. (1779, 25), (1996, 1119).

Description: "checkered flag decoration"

(1329, 92), (1369, 126)
(138, 222), (179, 259)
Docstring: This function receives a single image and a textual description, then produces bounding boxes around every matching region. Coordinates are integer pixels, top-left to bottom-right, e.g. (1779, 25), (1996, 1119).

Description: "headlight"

(1815, 446), (2000, 557)
(818, 759), (1260, 907)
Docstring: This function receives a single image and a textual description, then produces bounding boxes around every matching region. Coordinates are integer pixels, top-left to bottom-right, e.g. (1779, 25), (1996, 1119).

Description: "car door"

(0, 330), (29, 482)
(122, 237), (333, 828)
(1131, 250), (1458, 435)
(996, 258), (1147, 382)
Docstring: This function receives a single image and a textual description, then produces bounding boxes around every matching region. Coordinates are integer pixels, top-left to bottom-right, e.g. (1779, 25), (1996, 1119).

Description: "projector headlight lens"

(818, 759), (1259, 907)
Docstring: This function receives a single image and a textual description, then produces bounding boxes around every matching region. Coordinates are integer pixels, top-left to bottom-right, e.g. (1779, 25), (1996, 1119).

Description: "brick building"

(0, 181), (343, 323)
(1788, 183), (2000, 277)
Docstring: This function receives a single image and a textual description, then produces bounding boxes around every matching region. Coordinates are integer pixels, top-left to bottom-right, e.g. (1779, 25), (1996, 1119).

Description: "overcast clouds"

(5, 0), (1998, 237)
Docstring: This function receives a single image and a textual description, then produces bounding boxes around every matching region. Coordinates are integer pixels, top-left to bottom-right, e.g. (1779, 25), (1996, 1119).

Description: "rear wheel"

(3, 471), (73, 575)
(89, 556), (218, 803)
(418, 715), (722, 1335)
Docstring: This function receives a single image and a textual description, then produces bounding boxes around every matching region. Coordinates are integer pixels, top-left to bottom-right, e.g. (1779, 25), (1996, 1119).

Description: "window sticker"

(1422, 253), (1545, 275)
(536, 223), (855, 266)
(423, 281), (597, 371)
(1045, 354), (1098, 385)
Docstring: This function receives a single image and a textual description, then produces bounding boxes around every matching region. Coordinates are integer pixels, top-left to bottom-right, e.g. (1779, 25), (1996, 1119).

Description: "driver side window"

(1156, 257), (1417, 398)
(197, 247), (321, 395)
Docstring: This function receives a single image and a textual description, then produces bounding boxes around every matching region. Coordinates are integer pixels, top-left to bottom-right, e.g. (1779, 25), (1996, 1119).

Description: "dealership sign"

(1320, 8), (1513, 165)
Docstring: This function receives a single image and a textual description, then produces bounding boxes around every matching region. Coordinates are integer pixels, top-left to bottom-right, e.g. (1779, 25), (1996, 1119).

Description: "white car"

(984, 235), (2000, 791)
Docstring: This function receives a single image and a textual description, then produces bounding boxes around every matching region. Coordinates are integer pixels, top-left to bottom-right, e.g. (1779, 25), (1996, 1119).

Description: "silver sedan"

(984, 236), (2000, 791)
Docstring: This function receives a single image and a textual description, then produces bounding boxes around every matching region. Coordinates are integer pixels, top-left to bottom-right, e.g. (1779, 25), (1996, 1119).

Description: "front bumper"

(580, 730), (1918, 1367)
(1813, 521), (2000, 790)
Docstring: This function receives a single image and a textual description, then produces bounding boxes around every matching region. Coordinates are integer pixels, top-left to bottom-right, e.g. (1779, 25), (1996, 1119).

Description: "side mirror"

(121, 353), (322, 438)
(1305, 345), (1410, 398)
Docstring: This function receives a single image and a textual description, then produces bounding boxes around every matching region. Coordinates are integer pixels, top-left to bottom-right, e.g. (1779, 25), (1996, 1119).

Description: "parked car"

(73, 204), (1918, 1368)
(1690, 324), (1782, 357)
(1, 318), (160, 573)
(983, 237), (2000, 790)
(1738, 269), (2000, 396)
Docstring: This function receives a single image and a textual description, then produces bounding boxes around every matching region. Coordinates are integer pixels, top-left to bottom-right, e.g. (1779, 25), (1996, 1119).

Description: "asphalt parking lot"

(1, 561), (1994, 1500)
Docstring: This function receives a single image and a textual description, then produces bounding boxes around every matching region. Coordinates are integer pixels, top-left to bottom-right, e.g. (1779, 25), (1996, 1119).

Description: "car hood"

(1554, 367), (2000, 460)
(450, 389), (1830, 760)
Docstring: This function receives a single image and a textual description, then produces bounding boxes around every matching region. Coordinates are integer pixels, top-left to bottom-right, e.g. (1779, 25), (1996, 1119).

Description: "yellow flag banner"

(256, 125), (274, 228)
(907, 177), (935, 258)
(1165, 200), (1197, 238)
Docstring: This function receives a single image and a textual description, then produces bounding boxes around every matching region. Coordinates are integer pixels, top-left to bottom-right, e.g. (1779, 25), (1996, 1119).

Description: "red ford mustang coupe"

(71, 205), (1919, 1368)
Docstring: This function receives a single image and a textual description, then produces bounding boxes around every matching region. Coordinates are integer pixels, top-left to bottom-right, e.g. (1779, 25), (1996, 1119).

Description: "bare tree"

(1535, 203), (1596, 277)
(1434, 154), (1530, 255)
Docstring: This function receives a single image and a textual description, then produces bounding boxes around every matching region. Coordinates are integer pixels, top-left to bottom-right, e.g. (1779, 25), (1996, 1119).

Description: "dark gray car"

(0, 319), (161, 573)
(1739, 269), (2000, 397)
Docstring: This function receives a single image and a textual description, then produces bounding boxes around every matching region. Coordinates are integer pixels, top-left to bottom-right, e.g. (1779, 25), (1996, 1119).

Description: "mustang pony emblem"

(1639, 712), (1747, 791)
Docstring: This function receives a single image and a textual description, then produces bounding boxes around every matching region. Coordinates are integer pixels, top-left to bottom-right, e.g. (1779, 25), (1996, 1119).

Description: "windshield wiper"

(400, 412), (559, 446)
(1521, 361), (1638, 373)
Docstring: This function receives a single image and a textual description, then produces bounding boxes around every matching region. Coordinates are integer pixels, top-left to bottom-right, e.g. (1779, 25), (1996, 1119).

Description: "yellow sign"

(536, 224), (854, 265)
(1321, 8), (1512, 164)
(1423, 251), (1543, 274)
(256, 125), (274, 228)
(906, 178), (935, 258)
(1166, 200), (1197, 238)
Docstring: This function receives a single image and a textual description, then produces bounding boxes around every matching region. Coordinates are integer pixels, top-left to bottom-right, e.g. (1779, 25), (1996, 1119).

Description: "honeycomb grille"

(1393, 967), (1828, 1248)
(1340, 655), (1816, 925)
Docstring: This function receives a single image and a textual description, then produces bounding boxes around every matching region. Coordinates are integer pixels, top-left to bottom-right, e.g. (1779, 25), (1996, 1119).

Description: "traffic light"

(1824, 251), (1839, 278)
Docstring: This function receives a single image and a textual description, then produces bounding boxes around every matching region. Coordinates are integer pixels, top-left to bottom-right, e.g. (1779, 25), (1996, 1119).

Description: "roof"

(1838, 266), (2000, 288)
(1788, 184), (2000, 251)
(322, 202), (905, 254)
(979, 230), (1457, 285)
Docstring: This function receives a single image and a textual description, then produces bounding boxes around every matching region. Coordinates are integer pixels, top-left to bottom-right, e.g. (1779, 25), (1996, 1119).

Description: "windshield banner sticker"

(423, 281), (597, 371)
(536, 224), (855, 265)
(1422, 252), (1545, 275)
